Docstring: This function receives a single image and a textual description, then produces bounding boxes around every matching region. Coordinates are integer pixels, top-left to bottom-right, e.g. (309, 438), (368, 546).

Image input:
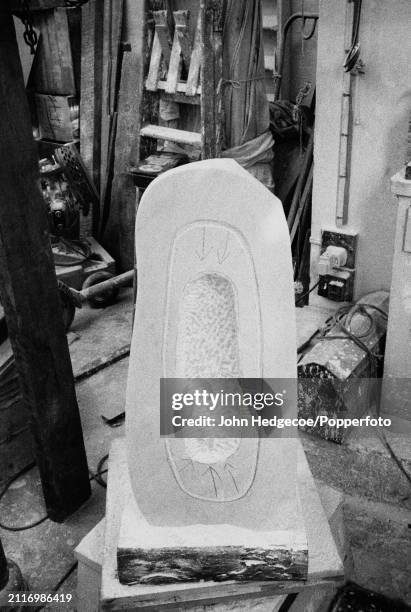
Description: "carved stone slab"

(121, 159), (308, 585)
(101, 440), (344, 610)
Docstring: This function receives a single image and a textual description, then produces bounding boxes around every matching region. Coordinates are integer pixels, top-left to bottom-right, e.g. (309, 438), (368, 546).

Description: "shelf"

(140, 125), (202, 147)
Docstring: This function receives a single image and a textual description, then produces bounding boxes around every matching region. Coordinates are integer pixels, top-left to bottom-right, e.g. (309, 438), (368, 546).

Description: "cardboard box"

(35, 94), (77, 142)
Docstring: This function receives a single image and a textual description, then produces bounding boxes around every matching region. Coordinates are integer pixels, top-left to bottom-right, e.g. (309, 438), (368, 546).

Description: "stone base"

(117, 474), (308, 585)
(99, 439), (343, 610)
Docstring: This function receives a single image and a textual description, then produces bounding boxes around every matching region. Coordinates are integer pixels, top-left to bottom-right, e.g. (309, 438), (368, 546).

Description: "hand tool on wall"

(273, 11), (318, 102)
(343, 0), (362, 72)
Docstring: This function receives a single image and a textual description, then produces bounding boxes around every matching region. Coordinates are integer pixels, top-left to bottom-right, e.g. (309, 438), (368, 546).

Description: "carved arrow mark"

(195, 228), (212, 261)
(217, 232), (230, 264)
(203, 465), (222, 498)
(224, 463), (239, 493)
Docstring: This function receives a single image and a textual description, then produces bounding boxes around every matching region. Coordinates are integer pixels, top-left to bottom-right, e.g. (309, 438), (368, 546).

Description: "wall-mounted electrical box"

(318, 229), (358, 302)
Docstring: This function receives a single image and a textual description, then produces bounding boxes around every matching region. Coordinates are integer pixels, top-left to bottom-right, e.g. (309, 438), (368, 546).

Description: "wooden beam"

(200, 0), (223, 158)
(165, 16), (183, 94)
(0, 7), (90, 522)
(31, 8), (76, 95)
(80, 0), (104, 197)
(100, 0), (124, 197)
(186, 11), (202, 96)
(174, 10), (192, 68)
(140, 124), (201, 146)
(153, 10), (171, 68)
(145, 29), (162, 91)
(101, 0), (146, 271)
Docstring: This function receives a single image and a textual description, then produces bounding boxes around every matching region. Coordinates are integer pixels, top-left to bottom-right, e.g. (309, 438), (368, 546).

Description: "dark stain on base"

(117, 546), (308, 585)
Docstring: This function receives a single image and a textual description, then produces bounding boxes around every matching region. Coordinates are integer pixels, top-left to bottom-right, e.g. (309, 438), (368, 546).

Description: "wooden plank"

(174, 10), (192, 67)
(200, 0), (213, 157)
(42, 11), (58, 90)
(31, 15), (51, 92)
(186, 11), (202, 96)
(31, 8), (75, 95)
(54, 8), (75, 91)
(140, 124), (202, 146)
(0, 8), (90, 521)
(145, 30), (162, 91)
(214, 0), (224, 156)
(160, 91), (200, 105)
(287, 132), (314, 230)
(157, 80), (201, 94)
(80, 0), (104, 195)
(200, 0), (223, 158)
(99, 0), (113, 185)
(165, 18), (183, 94)
(153, 10), (171, 67)
(102, 0), (146, 271)
(107, 0), (124, 121)
(100, 0), (124, 196)
(290, 164), (313, 244)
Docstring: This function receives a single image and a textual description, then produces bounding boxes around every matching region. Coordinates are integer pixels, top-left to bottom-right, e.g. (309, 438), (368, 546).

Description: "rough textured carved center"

(168, 272), (254, 500)
(184, 438), (241, 465)
(176, 273), (240, 378)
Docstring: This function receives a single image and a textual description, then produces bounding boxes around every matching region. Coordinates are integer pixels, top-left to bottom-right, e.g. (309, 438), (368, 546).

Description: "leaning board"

(100, 438), (343, 610)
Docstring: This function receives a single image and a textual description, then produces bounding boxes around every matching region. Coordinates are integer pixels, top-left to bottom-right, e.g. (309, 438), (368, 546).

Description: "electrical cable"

(33, 561), (78, 612)
(0, 455), (109, 532)
(295, 280), (319, 305)
(0, 463), (48, 532)
(344, 0), (362, 72)
(88, 454), (109, 489)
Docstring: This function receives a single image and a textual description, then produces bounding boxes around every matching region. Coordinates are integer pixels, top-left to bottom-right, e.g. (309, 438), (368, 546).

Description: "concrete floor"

(0, 291), (132, 610)
(1, 291), (410, 609)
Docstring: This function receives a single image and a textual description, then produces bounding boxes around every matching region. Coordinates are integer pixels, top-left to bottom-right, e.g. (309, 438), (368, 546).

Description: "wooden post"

(101, 0), (146, 271)
(200, 0), (224, 159)
(0, 5), (90, 522)
(80, 0), (104, 200)
(0, 538), (8, 591)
